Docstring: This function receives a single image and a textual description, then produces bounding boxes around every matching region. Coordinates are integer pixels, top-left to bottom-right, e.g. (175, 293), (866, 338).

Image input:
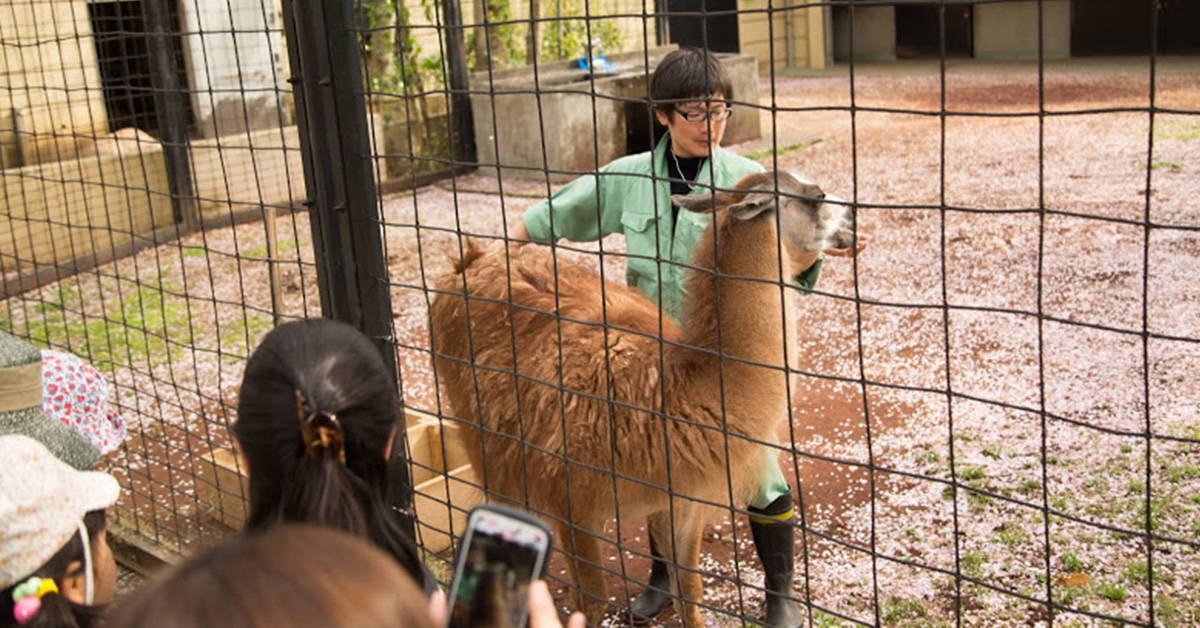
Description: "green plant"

(881, 598), (929, 623)
(1122, 560), (1148, 584)
(1098, 581), (1128, 603)
(961, 549), (986, 577)
(539, 0), (622, 62)
(1060, 551), (1083, 573)
(995, 526), (1027, 547)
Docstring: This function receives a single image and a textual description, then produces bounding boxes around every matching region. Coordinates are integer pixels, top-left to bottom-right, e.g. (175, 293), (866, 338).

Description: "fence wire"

(1, 0), (1198, 627)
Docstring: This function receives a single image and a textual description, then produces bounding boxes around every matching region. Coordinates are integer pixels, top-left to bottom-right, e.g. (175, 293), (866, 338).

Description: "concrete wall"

(739, 1), (827, 71)
(471, 48), (760, 182)
(974, 1), (1071, 59)
(180, 0), (292, 138)
(0, 1), (109, 168)
(190, 114), (386, 220)
(832, 5), (896, 61)
(0, 147), (173, 274)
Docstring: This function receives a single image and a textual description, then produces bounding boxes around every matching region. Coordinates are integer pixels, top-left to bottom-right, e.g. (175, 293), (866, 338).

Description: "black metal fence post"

(142, 0), (197, 232)
(280, 0), (416, 536)
(442, 0), (476, 166)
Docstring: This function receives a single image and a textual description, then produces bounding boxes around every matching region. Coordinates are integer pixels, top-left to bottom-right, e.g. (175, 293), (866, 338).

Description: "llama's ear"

(726, 192), (776, 221)
(672, 193), (719, 213)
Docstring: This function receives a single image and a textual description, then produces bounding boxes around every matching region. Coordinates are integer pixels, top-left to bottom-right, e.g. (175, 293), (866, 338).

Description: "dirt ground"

(6, 57), (1199, 627)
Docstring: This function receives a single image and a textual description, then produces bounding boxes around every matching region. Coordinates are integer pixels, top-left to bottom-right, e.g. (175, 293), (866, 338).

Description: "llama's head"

(671, 170), (856, 264)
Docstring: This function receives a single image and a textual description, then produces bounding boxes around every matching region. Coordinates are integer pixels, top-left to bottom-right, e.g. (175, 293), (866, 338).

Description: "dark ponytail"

(1, 511), (106, 628)
(233, 320), (426, 589)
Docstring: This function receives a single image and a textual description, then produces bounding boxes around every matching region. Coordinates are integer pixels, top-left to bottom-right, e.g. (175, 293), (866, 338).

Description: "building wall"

(180, 0), (292, 138)
(974, 1), (1071, 59)
(0, 1), (109, 168)
(737, 1), (827, 71)
(832, 5), (896, 61)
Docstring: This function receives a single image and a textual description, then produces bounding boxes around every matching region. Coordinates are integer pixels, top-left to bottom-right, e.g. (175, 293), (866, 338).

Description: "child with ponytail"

(1, 435), (120, 628)
(232, 318), (433, 593)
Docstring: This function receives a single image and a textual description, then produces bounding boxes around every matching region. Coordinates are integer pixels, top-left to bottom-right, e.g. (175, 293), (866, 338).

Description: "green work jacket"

(522, 133), (823, 324)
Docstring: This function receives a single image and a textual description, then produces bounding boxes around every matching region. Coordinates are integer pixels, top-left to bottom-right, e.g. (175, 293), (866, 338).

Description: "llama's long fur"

(430, 171), (854, 627)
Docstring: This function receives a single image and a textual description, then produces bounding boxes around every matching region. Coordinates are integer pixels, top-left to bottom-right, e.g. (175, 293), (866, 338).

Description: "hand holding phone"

(446, 505), (554, 628)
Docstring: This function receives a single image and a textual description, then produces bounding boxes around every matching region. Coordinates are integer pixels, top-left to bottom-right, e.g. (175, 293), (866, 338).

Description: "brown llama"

(429, 171), (855, 627)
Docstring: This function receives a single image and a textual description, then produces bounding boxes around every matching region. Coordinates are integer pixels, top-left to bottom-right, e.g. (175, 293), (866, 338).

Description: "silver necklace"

(670, 149), (705, 192)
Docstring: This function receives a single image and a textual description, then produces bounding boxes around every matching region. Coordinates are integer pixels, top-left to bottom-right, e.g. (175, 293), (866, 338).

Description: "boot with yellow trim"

(628, 535), (671, 623)
(748, 493), (803, 628)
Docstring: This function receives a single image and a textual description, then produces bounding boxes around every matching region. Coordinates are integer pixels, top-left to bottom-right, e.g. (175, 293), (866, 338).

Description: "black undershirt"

(668, 150), (706, 226)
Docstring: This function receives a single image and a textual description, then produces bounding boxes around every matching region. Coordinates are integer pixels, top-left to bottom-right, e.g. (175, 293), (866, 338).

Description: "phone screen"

(446, 507), (552, 628)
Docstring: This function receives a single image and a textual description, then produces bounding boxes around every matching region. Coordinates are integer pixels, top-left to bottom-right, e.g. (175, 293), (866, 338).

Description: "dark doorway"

(1071, 0), (1151, 56)
(895, 3), (973, 59)
(1071, 0), (1200, 55)
(88, 0), (191, 134)
(666, 0), (740, 53)
(1159, 0), (1200, 55)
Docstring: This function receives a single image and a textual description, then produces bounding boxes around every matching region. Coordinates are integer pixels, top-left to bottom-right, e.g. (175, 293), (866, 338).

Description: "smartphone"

(445, 504), (554, 628)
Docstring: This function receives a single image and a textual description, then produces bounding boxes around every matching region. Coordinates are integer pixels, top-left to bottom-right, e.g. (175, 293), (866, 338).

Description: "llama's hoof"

(627, 587), (671, 624)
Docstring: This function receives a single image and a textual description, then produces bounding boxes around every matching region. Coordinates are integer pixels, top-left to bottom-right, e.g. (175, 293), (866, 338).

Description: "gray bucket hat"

(0, 331), (100, 470)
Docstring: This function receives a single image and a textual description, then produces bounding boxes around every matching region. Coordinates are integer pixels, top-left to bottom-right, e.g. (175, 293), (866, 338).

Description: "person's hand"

(509, 218), (531, 247)
(528, 580), (586, 628)
(428, 589), (447, 627)
(824, 233), (870, 258)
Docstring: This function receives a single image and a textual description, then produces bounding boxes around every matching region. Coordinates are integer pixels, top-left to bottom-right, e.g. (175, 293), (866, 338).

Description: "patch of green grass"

(961, 549), (987, 578)
(1136, 498), (1168, 531)
(180, 246), (209, 258)
(1154, 120), (1200, 142)
(1098, 581), (1128, 603)
(241, 235), (304, 260)
(1166, 465), (1199, 483)
(881, 598), (929, 625)
(1020, 479), (1042, 494)
(1123, 560), (1148, 584)
(959, 466), (985, 482)
(1060, 551), (1083, 573)
(995, 526), (1028, 547)
(1148, 161), (1183, 171)
(1050, 496), (1069, 512)
(916, 450), (940, 464)
(744, 140), (820, 161)
(982, 444), (1002, 460)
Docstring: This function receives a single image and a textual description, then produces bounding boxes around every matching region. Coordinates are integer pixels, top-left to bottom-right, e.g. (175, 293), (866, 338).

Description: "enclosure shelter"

(2, 1), (1199, 627)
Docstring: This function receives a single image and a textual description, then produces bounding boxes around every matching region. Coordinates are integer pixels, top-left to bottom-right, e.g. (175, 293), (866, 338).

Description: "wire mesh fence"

(1, 0), (1198, 626)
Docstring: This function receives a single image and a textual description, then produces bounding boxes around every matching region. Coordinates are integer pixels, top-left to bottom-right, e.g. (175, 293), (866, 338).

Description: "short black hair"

(650, 47), (733, 116)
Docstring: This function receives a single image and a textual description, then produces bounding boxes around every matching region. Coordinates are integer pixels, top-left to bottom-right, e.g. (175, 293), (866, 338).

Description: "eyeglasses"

(673, 106), (733, 123)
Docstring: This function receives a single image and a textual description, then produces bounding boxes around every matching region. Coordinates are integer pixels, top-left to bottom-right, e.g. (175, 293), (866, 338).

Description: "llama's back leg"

(558, 519), (610, 623)
(649, 507), (706, 628)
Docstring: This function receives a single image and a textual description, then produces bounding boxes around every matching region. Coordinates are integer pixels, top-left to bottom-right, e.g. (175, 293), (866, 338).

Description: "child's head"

(106, 524), (436, 628)
(650, 47), (734, 158)
(233, 319), (425, 584)
(0, 332), (104, 470)
(0, 435), (120, 628)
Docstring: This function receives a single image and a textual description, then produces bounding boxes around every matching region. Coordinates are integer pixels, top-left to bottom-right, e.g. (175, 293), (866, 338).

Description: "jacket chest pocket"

(619, 212), (663, 300)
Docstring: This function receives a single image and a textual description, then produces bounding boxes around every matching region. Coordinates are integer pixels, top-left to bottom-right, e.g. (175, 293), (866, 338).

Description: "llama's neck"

(677, 213), (797, 387)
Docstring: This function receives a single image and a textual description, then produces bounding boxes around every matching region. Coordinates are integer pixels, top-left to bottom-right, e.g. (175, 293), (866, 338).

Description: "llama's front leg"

(650, 509), (706, 628)
(559, 520), (610, 623)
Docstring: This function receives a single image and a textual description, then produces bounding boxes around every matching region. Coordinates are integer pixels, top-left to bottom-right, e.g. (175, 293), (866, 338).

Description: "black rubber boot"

(628, 535), (672, 623)
(748, 494), (804, 628)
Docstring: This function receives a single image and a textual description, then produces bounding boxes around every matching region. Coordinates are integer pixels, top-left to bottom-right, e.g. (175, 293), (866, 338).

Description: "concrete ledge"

(0, 147), (173, 275)
(470, 46), (762, 181)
